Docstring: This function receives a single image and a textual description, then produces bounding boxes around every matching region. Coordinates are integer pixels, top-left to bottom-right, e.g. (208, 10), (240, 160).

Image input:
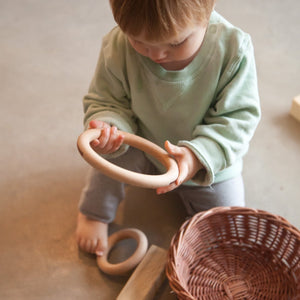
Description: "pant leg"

(176, 175), (245, 217)
(78, 147), (157, 223)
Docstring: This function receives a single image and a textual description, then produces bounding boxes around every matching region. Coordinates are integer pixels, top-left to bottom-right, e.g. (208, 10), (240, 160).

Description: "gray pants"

(79, 147), (245, 223)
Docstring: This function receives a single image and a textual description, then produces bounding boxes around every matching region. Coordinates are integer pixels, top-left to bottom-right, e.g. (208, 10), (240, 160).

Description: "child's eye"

(169, 38), (187, 48)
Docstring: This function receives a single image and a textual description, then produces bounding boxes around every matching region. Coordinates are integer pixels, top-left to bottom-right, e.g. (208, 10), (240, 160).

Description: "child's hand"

(156, 141), (203, 194)
(88, 120), (124, 154)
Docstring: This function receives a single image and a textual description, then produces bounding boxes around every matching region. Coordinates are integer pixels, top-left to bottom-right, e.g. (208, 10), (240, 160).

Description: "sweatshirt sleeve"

(82, 29), (137, 157)
(179, 35), (261, 185)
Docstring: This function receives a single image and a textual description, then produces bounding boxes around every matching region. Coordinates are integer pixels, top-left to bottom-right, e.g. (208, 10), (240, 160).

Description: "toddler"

(76, 0), (261, 256)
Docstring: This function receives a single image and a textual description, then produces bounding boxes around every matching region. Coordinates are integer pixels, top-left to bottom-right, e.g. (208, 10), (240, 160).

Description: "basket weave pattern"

(166, 207), (300, 300)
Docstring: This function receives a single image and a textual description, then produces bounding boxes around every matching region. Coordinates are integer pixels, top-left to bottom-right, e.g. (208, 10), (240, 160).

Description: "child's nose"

(147, 47), (166, 61)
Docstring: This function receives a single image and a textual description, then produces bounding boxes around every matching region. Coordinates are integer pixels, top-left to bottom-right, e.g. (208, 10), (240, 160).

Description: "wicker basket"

(166, 207), (300, 300)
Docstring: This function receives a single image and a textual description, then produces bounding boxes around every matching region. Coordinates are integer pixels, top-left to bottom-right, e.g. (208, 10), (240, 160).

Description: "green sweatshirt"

(83, 11), (261, 186)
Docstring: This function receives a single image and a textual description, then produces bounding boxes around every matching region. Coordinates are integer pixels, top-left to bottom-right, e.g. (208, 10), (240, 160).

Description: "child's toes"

(95, 240), (106, 256)
(77, 238), (85, 251)
(85, 240), (94, 253)
(79, 238), (92, 253)
(89, 239), (100, 254)
(79, 239), (89, 253)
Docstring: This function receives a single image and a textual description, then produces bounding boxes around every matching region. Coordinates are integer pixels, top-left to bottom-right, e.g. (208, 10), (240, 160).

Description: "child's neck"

(159, 43), (202, 71)
(160, 56), (195, 71)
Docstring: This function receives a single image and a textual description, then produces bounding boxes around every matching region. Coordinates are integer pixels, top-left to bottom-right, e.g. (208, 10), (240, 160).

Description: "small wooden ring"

(77, 128), (179, 188)
(97, 228), (148, 276)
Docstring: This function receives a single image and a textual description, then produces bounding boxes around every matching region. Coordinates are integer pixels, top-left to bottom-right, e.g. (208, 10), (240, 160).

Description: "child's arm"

(176, 35), (261, 187)
(156, 141), (203, 194)
(82, 29), (137, 157)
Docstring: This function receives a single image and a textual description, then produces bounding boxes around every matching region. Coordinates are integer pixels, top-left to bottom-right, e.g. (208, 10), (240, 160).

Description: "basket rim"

(182, 206), (300, 237)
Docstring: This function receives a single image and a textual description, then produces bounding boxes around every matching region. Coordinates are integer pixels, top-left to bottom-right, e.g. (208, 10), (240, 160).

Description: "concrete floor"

(0, 0), (299, 299)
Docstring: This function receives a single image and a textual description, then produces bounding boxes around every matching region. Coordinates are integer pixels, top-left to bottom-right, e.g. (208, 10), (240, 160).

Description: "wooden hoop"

(97, 228), (148, 276)
(77, 128), (179, 188)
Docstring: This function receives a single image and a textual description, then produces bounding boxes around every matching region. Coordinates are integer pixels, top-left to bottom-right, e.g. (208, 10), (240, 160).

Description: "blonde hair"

(109, 0), (215, 41)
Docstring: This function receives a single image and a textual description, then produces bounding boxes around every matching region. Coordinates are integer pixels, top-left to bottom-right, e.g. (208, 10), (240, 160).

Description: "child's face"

(127, 24), (207, 70)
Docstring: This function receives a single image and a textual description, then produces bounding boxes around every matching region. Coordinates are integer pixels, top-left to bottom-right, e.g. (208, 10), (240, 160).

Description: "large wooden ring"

(97, 228), (148, 276)
(77, 128), (179, 188)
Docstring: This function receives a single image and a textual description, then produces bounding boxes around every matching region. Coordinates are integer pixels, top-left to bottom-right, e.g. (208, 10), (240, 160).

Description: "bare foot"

(76, 212), (108, 256)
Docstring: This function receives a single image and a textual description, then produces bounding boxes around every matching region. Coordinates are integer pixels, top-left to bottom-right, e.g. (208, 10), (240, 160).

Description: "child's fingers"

(156, 181), (178, 194)
(107, 126), (119, 149)
(164, 140), (179, 155)
(88, 123), (124, 154)
(89, 120), (110, 129)
(175, 163), (189, 186)
(90, 127), (109, 150)
(92, 126), (124, 154)
(97, 127), (110, 148)
(90, 139), (100, 148)
(112, 133), (124, 151)
(101, 126), (122, 153)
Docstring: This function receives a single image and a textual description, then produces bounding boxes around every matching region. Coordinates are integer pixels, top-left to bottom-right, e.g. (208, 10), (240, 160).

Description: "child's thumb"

(164, 140), (178, 155)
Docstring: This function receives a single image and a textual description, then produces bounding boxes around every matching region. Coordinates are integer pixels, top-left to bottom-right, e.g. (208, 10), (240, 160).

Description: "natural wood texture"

(97, 228), (148, 276)
(77, 128), (178, 188)
(290, 94), (300, 122)
(117, 245), (167, 300)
